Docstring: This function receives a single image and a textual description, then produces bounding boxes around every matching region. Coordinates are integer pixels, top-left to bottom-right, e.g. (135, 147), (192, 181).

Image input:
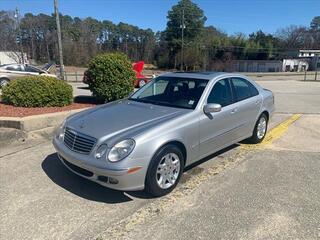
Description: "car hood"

(42, 73), (57, 78)
(67, 100), (188, 141)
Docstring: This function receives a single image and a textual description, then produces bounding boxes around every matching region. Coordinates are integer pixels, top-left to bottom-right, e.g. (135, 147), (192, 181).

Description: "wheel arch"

(0, 77), (10, 82)
(154, 140), (187, 166)
(260, 110), (269, 122)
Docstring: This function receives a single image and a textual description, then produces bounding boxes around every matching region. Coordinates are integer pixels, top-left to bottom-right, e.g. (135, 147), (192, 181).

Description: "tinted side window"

(249, 82), (259, 96)
(207, 79), (233, 107)
(6, 65), (22, 71)
(231, 78), (257, 102)
(25, 65), (41, 73)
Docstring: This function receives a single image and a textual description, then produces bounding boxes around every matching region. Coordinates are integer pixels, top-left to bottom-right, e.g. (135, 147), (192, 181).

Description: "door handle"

(230, 108), (238, 114)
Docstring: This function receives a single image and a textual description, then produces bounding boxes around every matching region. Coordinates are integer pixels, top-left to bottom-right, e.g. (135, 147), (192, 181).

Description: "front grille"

(63, 127), (96, 154)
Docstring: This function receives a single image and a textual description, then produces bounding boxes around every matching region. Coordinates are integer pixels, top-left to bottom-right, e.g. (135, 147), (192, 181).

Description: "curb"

(0, 128), (27, 143)
(0, 107), (90, 132)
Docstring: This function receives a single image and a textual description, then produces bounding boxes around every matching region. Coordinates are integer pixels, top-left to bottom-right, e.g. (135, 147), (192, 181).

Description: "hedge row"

(2, 76), (73, 107)
(86, 53), (136, 102)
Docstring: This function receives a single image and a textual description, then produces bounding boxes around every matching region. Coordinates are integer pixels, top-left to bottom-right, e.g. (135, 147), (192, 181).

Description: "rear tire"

(248, 113), (268, 144)
(145, 144), (184, 197)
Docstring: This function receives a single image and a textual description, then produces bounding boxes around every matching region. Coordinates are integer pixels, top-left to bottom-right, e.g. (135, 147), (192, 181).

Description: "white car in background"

(0, 63), (56, 87)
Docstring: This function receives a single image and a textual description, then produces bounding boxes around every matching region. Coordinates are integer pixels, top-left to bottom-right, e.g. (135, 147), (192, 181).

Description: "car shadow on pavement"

(184, 144), (240, 171)
(42, 144), (240, 203)
(42, 153), (134, 204)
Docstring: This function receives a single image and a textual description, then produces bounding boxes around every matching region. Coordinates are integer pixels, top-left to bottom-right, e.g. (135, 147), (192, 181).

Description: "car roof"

(0, 63), (18, 67)
(0, 63), (19, 69)
(160, 71), (230, 80)
(0, 63), (41, 69)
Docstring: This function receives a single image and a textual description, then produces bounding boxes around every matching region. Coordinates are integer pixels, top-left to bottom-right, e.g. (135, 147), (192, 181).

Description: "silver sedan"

(0, 63), (56, 87)
(53, 72), (274, 196)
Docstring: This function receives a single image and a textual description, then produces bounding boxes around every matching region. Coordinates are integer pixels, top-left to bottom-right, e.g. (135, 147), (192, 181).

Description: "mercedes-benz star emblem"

(79, 120), (85, 129)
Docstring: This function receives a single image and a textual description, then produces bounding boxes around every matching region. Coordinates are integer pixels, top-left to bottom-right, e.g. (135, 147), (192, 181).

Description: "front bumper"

(52, 137), (146, 191)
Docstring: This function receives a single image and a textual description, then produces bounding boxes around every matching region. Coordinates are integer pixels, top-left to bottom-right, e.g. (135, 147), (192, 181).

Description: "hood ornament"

(79, 120), (85, 129)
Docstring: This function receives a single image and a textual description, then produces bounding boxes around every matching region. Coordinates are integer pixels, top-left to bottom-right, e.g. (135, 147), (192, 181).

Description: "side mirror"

(203, 103), (222, 114)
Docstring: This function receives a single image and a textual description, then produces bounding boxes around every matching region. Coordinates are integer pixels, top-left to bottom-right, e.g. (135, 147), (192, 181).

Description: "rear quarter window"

(249, 82), (259, 96)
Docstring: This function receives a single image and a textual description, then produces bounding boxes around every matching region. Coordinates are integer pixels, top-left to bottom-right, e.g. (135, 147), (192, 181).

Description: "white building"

(299, 49), (320, 58)
(0, 51), (28, 65)
(298, 50), (320, 71)
(283, 59), (309, 72)
(230, 60), (282, 72)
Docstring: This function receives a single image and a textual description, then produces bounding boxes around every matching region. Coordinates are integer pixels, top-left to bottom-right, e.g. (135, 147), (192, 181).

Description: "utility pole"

(180, 9), (185, 71)
(125, 34), (128, 55)
(315, 54), (319, 81)
(14, 7), (24, 64)
(54, 0), (64, 80)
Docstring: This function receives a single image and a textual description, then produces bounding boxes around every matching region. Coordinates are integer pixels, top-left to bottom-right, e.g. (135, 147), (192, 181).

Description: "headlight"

(108, 139), (135, 162)
(56, 119), (66, 140)
(95, 144), (108, 159)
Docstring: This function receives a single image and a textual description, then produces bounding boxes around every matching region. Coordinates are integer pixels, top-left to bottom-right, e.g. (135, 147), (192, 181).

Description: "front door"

(199, 78), (238, 158)
(4, 64), (25, 78)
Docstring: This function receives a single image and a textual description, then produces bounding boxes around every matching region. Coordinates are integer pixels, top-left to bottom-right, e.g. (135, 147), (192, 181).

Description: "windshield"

(42, 62), (53, 71)
(129, 76), (208, 109)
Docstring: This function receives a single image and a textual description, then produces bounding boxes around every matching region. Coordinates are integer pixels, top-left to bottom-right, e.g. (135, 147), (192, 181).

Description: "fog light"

(109, 177), (118, 184)
(97, 176), (108, 183)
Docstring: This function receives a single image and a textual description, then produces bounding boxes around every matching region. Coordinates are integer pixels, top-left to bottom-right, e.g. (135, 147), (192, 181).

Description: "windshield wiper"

(128, 98), (155, 104)
(129, 98), (192, 109)
(129, 98), (167, 106)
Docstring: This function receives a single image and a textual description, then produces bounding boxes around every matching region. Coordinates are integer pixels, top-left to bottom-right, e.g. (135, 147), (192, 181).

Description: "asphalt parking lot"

(1, 78), (320, 240)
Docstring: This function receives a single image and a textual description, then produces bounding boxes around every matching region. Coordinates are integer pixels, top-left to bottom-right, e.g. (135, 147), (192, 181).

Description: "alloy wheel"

(0, 79), (9, 87)
(156, 153), (181, 189)
(257, 117), (267, 139)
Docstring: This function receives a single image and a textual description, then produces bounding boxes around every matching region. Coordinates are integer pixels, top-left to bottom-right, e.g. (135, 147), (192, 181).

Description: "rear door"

(24, 65), (43, 76)
(230, 77), (261, 139)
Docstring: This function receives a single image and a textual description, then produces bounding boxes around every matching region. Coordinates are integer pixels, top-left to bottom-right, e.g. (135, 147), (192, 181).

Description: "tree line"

(0, 0), (319, 70)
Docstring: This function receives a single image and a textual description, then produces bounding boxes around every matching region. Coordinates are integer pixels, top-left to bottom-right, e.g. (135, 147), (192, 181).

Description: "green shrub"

(2, 76), (73, 107)
(87, 53), (135, 102)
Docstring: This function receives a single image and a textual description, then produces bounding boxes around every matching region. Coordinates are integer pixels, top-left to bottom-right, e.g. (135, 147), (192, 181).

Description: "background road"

(1, 78), (320, 240)
(71, 76), (320, 114)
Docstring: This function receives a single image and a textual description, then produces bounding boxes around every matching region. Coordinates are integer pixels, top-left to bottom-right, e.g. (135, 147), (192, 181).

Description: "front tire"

(249, 113), (268, 144)
(0, 78), (9, 88)
(145, 145), (184, 197)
